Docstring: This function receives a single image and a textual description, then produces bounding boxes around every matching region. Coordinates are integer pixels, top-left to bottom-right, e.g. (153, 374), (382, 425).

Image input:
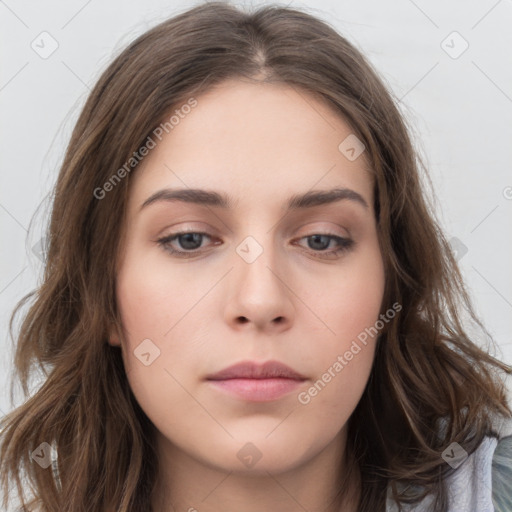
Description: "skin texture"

(109, 79), (386, 512)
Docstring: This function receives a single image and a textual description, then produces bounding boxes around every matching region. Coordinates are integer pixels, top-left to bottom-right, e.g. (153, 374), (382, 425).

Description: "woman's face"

(110, 79), (385, 475)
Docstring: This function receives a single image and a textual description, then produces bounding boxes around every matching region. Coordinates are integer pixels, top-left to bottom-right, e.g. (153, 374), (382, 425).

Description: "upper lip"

(206, 360), (307, 380)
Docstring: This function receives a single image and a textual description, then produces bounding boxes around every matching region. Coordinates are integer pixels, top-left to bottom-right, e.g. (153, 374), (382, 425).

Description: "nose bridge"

(231, 205), (280, 269)
(234, 232), (282, 295)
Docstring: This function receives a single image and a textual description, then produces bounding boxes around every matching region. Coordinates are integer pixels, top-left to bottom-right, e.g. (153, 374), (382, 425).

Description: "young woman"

(1, 2), (511, 511)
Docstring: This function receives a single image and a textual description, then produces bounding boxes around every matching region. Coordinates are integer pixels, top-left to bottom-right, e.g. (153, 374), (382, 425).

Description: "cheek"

(302, 248), (385, 395)
(116, 272), (169, 343)
(114, 258), (200, 421)
(114, 250), (182, 374)
(320, 250), (385, 348)
(115, 245), (217, 391)
(116, 241), (194, 342)
(295, 263), (383, 440)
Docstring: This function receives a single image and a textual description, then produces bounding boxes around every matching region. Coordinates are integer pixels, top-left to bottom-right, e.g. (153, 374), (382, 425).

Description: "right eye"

(157, 231), (219, 258)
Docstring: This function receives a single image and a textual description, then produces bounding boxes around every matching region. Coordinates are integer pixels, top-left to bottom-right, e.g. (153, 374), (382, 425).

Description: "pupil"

(180, 233), (202, 249)
(309, 234), (329, 251)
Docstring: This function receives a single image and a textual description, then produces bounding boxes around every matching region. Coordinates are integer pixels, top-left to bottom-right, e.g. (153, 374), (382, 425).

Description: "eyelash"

(156, 231), (354, 260)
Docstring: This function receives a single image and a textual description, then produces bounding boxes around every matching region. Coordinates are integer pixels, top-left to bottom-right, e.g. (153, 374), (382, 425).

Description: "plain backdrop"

(1, 0), (511, 417)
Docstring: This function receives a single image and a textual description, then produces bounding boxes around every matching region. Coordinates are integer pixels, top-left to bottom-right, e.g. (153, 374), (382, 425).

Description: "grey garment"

(492, 434), (512, 512)
(386, 416), (512, 512)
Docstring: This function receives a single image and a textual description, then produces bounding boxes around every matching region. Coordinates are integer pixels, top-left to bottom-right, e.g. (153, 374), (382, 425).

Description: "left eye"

(157, 231), (353, 259)
(293, 234), (355, 259)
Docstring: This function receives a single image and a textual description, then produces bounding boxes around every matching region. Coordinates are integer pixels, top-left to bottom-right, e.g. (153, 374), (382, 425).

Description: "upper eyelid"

(160, 228), (349, 240)
(159, 219), (351, 237)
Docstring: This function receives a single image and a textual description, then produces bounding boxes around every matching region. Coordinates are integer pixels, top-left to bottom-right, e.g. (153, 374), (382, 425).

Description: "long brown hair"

(1, 2), (510, 511)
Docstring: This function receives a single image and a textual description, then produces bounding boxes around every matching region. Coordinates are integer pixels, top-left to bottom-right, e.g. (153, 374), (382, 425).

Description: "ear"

(107, 323), (122, 347)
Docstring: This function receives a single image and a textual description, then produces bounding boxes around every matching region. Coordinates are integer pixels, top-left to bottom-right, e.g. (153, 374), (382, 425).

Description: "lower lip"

(207, 378), (305, 402)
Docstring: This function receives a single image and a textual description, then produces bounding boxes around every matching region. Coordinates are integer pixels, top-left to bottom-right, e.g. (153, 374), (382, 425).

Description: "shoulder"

(385, 416), (512, 512)
(430, 415), (512, 511)
(438, 422), (512, 512)
(459, 415), (512, 512)
(491, 434), (512, 512)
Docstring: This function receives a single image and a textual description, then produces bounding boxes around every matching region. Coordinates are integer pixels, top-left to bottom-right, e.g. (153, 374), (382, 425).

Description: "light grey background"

(1, 0), (511, 417)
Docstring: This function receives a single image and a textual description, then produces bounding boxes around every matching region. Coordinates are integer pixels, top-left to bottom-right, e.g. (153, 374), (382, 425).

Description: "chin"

(201, 432), (319, 475)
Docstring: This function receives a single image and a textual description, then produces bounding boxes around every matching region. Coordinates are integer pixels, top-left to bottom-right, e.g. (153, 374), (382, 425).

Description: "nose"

(224, 238), (295, 334)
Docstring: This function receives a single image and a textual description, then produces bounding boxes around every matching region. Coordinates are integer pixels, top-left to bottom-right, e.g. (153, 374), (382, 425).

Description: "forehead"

(128, 79), (373, 214)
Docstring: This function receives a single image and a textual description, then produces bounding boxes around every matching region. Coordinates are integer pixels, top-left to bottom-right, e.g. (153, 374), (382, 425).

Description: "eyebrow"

(140, 187), (369, 212)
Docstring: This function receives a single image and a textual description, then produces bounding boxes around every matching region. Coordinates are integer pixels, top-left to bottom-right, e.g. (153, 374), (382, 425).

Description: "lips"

(206, 360), (306, 381)
(206, 360), (307, 402)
